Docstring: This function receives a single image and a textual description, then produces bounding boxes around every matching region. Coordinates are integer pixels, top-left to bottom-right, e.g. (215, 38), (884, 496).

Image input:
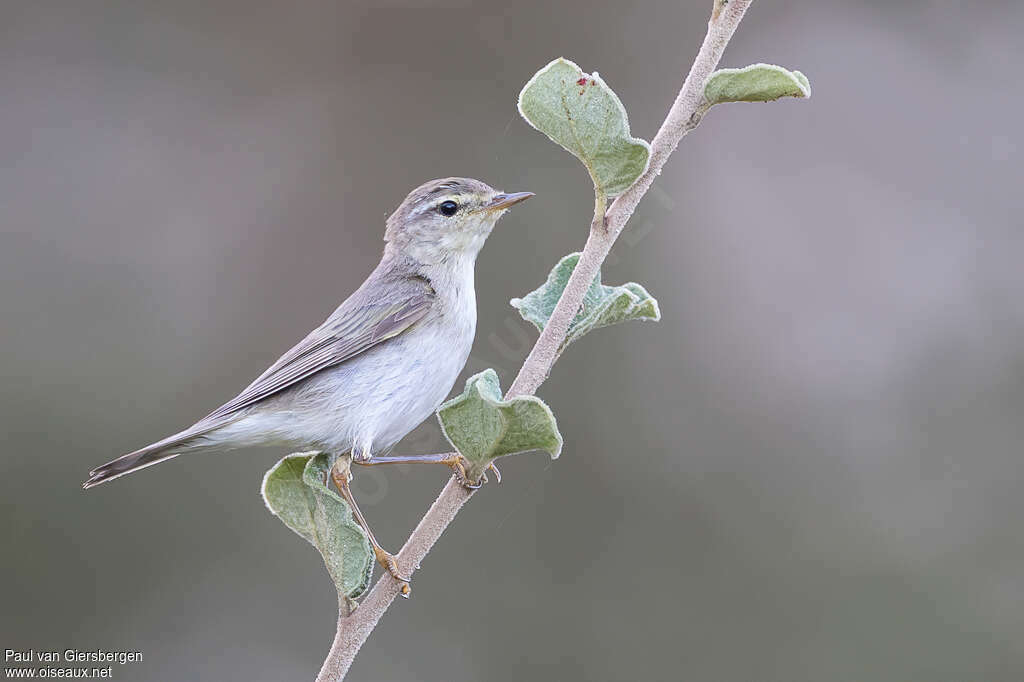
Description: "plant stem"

(315, 595), (355, 682)
(317, 1), (755, 678)
(507, 213), (610, 397)
(316, 477), (472, 681)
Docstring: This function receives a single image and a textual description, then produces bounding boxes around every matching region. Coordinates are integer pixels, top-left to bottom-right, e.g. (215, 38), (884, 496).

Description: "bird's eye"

(437, 200), (459, 217)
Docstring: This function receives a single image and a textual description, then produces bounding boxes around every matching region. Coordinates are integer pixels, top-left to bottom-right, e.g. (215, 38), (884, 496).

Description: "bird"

(84, 177), (533, 594)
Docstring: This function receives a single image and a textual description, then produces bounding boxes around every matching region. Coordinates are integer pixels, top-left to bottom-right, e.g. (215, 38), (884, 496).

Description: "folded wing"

(205, 277), (435, 422)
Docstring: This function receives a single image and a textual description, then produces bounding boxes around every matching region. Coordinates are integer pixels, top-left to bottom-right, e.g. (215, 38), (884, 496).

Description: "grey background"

(2, 1), (1023, 680)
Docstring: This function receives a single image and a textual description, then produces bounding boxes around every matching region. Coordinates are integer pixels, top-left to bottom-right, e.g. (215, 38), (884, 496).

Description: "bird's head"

(384, 177), (533, 264)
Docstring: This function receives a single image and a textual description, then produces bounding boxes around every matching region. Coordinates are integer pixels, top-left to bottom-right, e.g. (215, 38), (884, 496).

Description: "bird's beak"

(487, 192), (534, 210)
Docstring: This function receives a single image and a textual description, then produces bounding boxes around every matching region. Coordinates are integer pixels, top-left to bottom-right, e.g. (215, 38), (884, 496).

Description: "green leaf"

(437, 369), (562, 481)
(703, 63), (811, 106)
(261, 452), (374, 599)
(518, 57), (650, 198)
(510, 252), (661, 353)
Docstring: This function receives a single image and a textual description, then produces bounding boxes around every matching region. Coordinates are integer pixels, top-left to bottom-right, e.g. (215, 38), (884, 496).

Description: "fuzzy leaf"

(510, 252), (661, 352)
(518, 57), (650, 197)
(704, 63), (811, 106)
(261, 452), (374, 599)
(437, 369), (562, 481)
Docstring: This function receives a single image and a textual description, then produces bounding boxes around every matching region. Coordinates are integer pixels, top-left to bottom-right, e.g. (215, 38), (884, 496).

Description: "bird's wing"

(202, 276), (435, 422)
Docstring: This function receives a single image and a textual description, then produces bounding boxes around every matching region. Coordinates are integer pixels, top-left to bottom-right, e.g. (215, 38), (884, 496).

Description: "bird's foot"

(373, 546), (411, 598)
(442, 454), (501, 490)
(330, 456), (411, 598)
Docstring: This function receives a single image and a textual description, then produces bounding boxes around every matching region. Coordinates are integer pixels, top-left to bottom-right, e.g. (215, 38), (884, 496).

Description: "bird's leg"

(329, 456), (411, 597)
(354, 452), (501, 490)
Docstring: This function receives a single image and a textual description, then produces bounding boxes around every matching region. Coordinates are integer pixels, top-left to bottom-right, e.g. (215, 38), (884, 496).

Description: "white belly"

(209, 282), (476, 458)
(318, 316), (474, 455)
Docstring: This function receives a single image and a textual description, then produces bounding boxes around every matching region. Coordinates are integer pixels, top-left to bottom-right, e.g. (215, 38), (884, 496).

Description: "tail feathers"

(83, 422), (221, 489)
(83, 448), (179, 489)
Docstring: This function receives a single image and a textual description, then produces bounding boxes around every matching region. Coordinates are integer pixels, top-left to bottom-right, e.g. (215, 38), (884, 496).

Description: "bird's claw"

(444, 454), (479, 489)
(443, 455), (501, 490)
(373, 546), (411, 597)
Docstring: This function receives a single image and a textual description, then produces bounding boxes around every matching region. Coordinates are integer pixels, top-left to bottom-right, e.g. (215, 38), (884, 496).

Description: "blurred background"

(2, 0), (1023, 680)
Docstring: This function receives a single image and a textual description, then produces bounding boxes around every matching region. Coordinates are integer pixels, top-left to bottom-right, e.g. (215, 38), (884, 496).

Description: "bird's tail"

(82, 421), (224, 489)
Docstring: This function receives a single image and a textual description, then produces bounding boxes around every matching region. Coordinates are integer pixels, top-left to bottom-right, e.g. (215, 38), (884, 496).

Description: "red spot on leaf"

(590, 79), (596, 86)
(576, 78), (587, 86)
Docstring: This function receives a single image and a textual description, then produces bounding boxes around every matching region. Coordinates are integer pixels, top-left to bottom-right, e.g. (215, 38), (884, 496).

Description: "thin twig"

(316, 2), (755, 679)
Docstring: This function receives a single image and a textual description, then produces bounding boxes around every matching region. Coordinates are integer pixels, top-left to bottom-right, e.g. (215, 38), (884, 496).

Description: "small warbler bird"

(84, 177), (533, 594)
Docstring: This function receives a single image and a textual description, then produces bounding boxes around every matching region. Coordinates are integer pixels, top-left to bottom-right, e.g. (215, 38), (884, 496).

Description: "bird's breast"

(353, 305), (474, 451)
(272, 264), (479, 456)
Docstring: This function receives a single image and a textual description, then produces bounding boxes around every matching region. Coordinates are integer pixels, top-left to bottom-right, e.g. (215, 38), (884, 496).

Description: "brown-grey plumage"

(84, 263), (435, 485)
(84, 177), (533, 488)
